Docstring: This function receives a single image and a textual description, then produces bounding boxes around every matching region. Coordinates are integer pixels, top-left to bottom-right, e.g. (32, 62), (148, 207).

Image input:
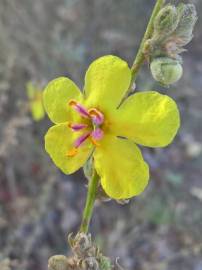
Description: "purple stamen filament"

(67, 100), (105, 157)
(68, 123), (88, 131)
(69, 100), (90, 118)
(74, 132), (91, 148)
(91, 128), (104, 141)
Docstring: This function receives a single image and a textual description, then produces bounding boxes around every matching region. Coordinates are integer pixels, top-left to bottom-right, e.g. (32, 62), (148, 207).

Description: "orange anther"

(90, 137), (100, 147)
(68, 99), (77, 106)
(88, 108), (99, 117)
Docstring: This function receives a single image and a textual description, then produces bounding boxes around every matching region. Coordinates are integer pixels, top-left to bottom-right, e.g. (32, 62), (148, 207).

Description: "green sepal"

(175, 3), (198, 46)
(83, 156), (94, 181)
(153, 5), (179, 37)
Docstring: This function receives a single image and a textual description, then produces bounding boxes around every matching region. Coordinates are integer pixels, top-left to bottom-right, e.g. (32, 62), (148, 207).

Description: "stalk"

(80, 170), (100, 233)
(129, 0), (165, 89)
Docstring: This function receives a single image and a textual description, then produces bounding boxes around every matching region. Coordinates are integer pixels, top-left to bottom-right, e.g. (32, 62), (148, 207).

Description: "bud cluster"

(48, 233), (112, 270)
(147, 3), (197, 85)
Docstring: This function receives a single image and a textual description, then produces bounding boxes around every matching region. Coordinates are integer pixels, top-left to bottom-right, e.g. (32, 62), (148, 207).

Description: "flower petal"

(45, 123), (93, 174)
(31, 99), (45, 121)
(93, 135), (149, 199)
(43, 77), (82, 124)
(114, 91), (180, 147)
(84, 55), (131, 112)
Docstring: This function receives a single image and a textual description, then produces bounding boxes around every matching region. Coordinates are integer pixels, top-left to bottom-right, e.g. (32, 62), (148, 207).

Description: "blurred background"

(0, 0), (201, 269)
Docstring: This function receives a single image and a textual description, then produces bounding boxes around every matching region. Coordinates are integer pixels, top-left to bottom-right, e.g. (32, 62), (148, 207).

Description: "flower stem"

(130, 0), (165, 86)
(80, 169), (100, 233)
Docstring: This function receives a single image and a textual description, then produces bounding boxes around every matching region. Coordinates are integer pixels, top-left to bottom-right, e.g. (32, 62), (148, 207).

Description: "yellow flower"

(43, 55), (180, 199)
(26, 82), (45, 121)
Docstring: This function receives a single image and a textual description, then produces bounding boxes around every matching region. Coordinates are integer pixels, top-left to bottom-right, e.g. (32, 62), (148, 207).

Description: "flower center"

(66, 100), (105, 157)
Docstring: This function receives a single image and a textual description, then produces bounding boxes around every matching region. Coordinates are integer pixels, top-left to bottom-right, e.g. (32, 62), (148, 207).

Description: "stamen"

(69, 99), (90, 118)
(68, 123), (88, 131)
(90, 137), (100, 147)
(90, 128), (104, 146)
(74, 132), (91, 148)
(66, 148), (78, 157)
(91, 128), (104, 141)
(88, 108), (104, 125)
(68, 102), (105, 151)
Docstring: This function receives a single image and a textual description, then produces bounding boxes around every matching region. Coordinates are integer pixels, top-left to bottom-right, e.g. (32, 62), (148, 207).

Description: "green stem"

(130, 0), (165, 85)
(80, 170), (100, 233)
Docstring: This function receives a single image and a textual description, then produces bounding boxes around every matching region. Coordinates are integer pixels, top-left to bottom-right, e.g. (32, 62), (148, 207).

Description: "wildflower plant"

(44, 1), (197, 269)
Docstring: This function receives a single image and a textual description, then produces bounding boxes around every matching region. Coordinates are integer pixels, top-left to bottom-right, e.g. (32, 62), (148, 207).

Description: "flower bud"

(154, 5), (179, 36)
(72, 233), (93, 257)
(175, 3), (197, 46)
(48, 255), (68, 270)
(150, 57), (183, 85)
(81, 257), (99, 270)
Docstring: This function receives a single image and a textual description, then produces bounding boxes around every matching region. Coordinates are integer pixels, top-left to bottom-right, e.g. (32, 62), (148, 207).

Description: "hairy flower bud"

(175, 3), (198, 46)
(67, 233), (113, 269)
(150, 57), (183, 85)
(148, 3), (197, 60)
(81, 257), (99, 270)
(72, 232), (94, 258)
(48, 255), (69, 270)
(154, 5), (179, 36)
